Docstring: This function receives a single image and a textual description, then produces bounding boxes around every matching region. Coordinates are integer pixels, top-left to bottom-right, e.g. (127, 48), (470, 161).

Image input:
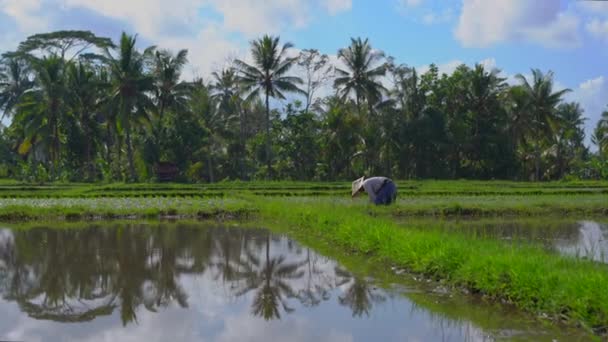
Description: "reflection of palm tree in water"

(232, 233), (305, 320)
(336, 268), (386, 317)
(297, 248), (347, 307)
(0, 226), (209, 325)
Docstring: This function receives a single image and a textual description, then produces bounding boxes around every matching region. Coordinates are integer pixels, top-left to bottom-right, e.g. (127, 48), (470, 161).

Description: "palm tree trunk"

(207, 154), (215, 183)
(50, 110), (60, 180)
(84, 128), (93, 181)
(116, 135), (123, 181)
(556, 140), (563, 180)
(125, 123), (137, 182)
(105, 120), (113, 164)
(239, 103), (245, 180)
(265, 90), (272, 179)
(155, 102), (165, 164)
(534, 142), (541, 181)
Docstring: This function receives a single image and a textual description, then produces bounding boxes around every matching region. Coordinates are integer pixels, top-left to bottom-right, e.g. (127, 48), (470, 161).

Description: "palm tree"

(104, 32), (154, 181)
(210, 68), (246, 179)
(515, 69), (570, 181)
(210, 68), (239, 115)
(592, 109), (608, 159)
(234, 35), (304, 178)
(551, 102), (585, 178)
(66, 61), (105, 181)
(148, 49), (191, 150)
(0, 56), (34, 120)
(16, 55), (68, 177)
(334, 37), (387, 115)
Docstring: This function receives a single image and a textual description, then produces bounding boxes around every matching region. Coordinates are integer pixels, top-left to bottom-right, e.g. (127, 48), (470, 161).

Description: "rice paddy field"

(1, 179), (608, 341)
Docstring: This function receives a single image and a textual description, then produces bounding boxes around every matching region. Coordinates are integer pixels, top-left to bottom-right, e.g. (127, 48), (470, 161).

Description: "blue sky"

(1, 0), (608, 146)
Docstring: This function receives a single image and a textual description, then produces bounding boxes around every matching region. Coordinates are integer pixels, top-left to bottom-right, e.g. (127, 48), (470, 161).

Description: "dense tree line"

(0, 30), (607, 182)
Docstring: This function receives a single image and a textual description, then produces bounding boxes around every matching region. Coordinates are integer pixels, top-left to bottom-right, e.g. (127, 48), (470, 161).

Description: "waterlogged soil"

(0, 223), (593, 341)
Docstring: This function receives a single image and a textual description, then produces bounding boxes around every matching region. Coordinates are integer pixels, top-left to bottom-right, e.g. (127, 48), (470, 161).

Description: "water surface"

(415, 218), (608, 262)
(0, 223), (592, 341)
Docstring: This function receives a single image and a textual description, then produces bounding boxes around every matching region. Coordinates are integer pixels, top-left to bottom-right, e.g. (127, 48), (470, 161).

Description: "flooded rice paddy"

(0, 222), (596, 341)
(417, 219), (608, 263)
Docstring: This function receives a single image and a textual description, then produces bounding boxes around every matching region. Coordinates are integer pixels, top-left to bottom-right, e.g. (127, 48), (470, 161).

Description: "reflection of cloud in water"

(556, 221), (608, 263)
(0, 224), (588, 341)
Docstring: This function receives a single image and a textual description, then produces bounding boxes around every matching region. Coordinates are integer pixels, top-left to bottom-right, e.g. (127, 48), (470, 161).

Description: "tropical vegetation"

(0, 30), (606, 182)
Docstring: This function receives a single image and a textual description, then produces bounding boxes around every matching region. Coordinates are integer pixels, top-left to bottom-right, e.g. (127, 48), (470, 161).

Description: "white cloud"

(205, 0), (310, 36)
(417, 58), (500, 76)
(586, 18), (608, 41)
(566, 76), (607, 147)
(322, 0), (352, 15)
(0, 0), (352, 80)
(0, 0), (48, 33)
(455, 0), (580, 48)
(422, 8), (453, 25)
(577, 1), (608, 17)
(155, 24), (245, 79)
(61, 0), (202, 38)
(400, 0), (423, 8)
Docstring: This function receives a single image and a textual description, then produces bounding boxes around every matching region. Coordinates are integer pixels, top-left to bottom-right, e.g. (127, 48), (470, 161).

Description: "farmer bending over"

(352, 176), (397, 205)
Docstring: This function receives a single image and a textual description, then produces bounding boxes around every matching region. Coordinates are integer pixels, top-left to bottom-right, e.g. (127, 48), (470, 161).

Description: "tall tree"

(210, 68), (246, 179)
(210, 68), (239, 115)
(334, 37), (387, 115)
(592, 109), (608, 159)
(515, 69), (570, 181)
(297, 49), (333, 113)
(235, 35), (304, 178)
(0, 56), (34, 119)
(552, 102), (586, 178)
(15, 55), (68, 177)
(17, 30), (114, 62)
(66, 61), (105, 180)
(147, 48), (191, 164)
(104, 32), (154, 181)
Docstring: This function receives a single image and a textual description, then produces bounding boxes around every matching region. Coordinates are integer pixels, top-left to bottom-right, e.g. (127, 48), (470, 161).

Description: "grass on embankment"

(258, 199), (608, 334)
(0, 197), (255, 221)
(2, 192), (607, 221)
(1, 180), (608, 198)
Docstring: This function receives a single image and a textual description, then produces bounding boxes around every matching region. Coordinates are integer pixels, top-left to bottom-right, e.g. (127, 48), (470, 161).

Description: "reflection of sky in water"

(0, 225), (586, 341)
(409, 219), (608, 263)
(555, 221), (608, 263)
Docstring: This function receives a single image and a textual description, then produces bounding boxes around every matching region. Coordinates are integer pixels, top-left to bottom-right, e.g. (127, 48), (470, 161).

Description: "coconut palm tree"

(148, 49), (191, 136)
(592, 109), (608, 159)
(104, 32), (154, 181)
(234, 35), (304, 178)
(0, 56), (34, 120)
(552, 102), (586, 178)
(334, 37), (387, 115)
(66, 61), (106, 181)
(15, 55), (68, 177)
(210, 68), (239, 115)
(145, 48), (191, 166)
(515, 69), (570, 181)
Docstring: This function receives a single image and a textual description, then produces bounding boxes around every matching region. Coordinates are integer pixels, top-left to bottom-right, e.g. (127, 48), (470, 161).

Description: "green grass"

(0, 197), (255, 221)
(1, 180), (608, 198)
(256, 199), (608, 334)
(1, 180), (608, 334)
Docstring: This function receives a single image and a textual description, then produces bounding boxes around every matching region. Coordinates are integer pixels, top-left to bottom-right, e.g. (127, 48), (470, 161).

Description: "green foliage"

(186, 161), (205, 182)
(0, 31), (600, 183)
(258, 199), (608, 332)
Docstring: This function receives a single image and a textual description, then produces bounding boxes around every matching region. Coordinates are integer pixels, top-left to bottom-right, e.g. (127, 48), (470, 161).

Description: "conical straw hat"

(351, 176), (365, 197)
